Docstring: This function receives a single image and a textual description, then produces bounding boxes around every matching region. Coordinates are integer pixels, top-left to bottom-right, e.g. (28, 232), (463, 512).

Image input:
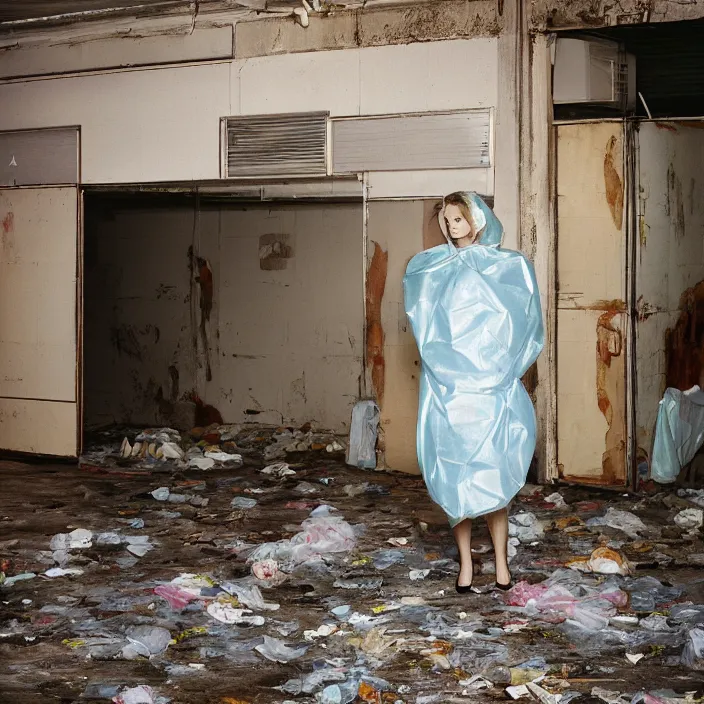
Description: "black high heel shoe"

(494, 576), (513, 591)
(455, 576), (475, 594)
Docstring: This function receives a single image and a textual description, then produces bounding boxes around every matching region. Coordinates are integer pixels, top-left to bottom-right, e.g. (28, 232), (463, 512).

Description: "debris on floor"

(3, 440), (704, 703)
(80, 423), (348, 473)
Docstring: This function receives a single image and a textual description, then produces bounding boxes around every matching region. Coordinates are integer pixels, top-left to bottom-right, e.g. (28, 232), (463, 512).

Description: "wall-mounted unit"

(331, 110), (492, 175)
(222, 112), (328, 179)
(553, 38), (636, 111)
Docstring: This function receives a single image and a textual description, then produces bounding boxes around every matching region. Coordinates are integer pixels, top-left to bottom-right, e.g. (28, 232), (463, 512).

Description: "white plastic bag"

(346, 400), (379, 469)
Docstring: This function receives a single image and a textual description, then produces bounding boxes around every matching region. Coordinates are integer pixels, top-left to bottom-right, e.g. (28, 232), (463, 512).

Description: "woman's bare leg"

(486, 508), (511, 585)
(452, 519), (473, 586)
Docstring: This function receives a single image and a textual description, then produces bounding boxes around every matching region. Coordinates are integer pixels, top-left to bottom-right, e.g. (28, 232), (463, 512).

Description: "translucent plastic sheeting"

(403, 192), (544, 525)
(651, 386), (704, 484)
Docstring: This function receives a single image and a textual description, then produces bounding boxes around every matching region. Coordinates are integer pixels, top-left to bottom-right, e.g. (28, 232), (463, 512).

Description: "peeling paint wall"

(556, 122), (628, 485)
(83, 203), (198, 428)
(366, 200), (431, 475)
(84, 200), (364, 431)
(635, 122), (704, 467)
(531, 0), (704, 31)
(235, 0), (500, 59)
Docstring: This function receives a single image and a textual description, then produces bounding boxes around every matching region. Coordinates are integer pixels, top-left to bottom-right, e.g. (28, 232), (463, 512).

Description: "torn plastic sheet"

(651, 386), (704, 484)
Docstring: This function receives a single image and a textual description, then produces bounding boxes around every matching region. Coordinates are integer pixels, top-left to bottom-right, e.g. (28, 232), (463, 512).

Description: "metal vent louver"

(223, 112), (328, 178)
(331, 110), (492, 174)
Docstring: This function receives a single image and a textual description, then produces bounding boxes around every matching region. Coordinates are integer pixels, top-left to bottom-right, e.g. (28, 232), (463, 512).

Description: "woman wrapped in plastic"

(403, 191), (544, 593)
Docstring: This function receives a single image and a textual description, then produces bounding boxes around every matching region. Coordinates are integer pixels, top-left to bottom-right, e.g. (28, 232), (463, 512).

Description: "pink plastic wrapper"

(113, 685), (155, 704)
(154, 584), (198, 610)
(503, 581), (549, 606)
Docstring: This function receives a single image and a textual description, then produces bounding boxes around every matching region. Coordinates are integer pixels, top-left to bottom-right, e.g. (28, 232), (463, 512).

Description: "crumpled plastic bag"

(586, 508), (648, 539)
(652, 386), (704, 483)
(255, 635), (308, 662)
(248, 513), (356, 572)
(681, 627), (704, 669)
(346, 400), (380, 470)
(503, 569), (627, 632)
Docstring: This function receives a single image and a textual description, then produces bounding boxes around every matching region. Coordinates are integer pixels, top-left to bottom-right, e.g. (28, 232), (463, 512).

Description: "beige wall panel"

(237, 49), (360, 117)
(556, 122), (627, 484)
(557, 215), (625, 305)
(557, 122), (625, 307)
(635, 123), (704, 464)
(367, 200), (425, 474)
(0, 187), (77, 402)
(557, 309), (626, 481)
(0, 398), (76, 456)
(366, 168), (493, 201)
(217, 204), (364, 431)
(0, 63), (230, 184)
(359, 39), (497, 115)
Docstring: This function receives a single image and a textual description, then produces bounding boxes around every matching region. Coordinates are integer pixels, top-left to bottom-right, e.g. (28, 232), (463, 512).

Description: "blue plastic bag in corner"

(402, 192), (544, 526)
(651, 386), (704, 484)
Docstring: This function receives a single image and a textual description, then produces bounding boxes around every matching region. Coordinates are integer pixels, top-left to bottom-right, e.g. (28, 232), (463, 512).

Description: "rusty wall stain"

(423, 200), (446, 250)
(188, 246), (214, 383)
(185, 391), (224, 427)
(604, 136), (624, 231)
(366, 241), (388, 408)
(656, 122), (678, 133)
(666, 280), (704, 391)
(666, 164), (686, 240)
(2, 211), (13, 235)
(521, 362), (539, 402)
(596, 308), (626, 485)
(1, 210), (15, 258)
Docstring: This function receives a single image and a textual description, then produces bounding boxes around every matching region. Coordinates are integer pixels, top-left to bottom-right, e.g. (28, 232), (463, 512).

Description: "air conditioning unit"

(553, 38), (636, 111)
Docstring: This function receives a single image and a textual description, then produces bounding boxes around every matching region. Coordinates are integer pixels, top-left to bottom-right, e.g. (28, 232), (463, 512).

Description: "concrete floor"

(1, 443), (704, 704)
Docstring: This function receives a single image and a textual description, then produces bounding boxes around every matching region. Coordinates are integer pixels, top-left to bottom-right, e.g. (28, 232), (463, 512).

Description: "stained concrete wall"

(84, 199), (364, 432)
(83, 202), (198, 428)
(636, 122), (704, 469)
(366, 199), (449, 474)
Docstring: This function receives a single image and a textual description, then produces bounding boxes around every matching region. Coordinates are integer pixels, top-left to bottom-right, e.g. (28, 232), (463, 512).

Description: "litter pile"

(3, 454), (704, 703)
(80, 423), (347, 473)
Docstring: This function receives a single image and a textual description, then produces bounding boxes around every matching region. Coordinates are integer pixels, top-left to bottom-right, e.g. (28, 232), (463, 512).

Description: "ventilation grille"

(224, 112), (328, 178)
(331, 110), (492, 174)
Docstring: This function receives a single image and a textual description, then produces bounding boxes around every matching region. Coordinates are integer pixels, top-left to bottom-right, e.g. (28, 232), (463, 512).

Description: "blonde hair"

(433, 192), (475, 244)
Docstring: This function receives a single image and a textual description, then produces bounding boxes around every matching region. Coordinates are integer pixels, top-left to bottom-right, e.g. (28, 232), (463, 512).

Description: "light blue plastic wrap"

(402, 192), (544, 526)
(651, 386), (704, 484)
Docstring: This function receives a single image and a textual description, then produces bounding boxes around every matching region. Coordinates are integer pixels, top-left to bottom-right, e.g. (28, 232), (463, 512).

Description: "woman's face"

(443, 203), (474, 246)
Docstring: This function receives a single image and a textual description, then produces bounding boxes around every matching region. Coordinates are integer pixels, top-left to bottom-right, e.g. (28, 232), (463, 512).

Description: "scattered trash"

(674, 508), (703, 533)
(255, 635), (308, 663)
(652, 386), (704, 483)
(346, 400), (380, 469)
(5, 425), (704, 702)
(261, 462), (296, 478)
(509, 512), (544, 542)
(231, 496), (258, 510)
(586, 508), (649, 539)
(568, 547), (631, 576)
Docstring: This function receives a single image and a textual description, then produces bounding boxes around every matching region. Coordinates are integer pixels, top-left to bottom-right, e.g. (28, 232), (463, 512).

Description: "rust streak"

(366, 242), (388, 409)
(667, 164), (686, 240)
(2, 211), (13, 234)
(189, 246), (214, 383)
(655, 122), (678, 132)
(666, 280), (704, 391)
(604, 136), (624, 231)
(596, 307), (626, 485)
